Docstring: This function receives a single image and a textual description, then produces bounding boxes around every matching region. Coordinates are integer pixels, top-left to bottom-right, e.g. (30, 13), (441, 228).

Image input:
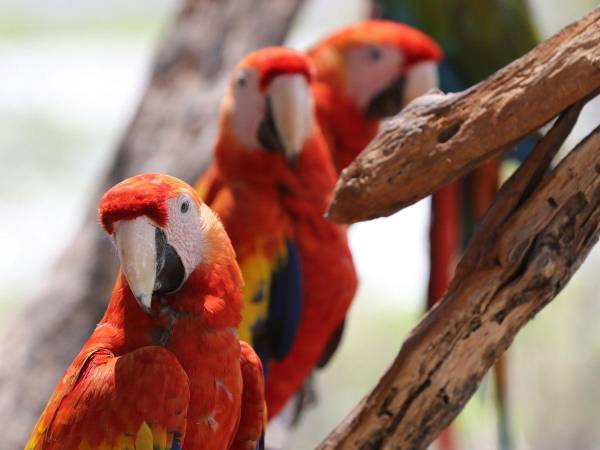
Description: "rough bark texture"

(326, 6), (600, 224)
(316, 93), (600, 448)
(0, 1), (303, 447)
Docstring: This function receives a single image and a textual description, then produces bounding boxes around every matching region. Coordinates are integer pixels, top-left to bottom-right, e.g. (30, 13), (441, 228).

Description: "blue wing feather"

(256, 432), (265, 450)
(170, 433), (183, 450)
(267, 239), (303, 361)
(249, 239), (303, 374)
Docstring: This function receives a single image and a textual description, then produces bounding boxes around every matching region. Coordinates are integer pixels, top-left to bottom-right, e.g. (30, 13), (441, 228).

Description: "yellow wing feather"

(238, 240), (287, 344)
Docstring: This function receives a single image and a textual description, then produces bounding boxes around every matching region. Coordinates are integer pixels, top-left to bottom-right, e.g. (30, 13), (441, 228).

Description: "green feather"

(376, 0), (540, 84)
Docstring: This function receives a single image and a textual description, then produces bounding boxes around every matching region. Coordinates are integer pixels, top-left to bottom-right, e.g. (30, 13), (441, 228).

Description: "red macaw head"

(99, 173), (231, 314)
(308, 19), (442, 118)
(217, 47), (316, 175)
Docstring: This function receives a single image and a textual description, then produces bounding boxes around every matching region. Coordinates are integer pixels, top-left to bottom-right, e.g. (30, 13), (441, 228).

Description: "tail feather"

(429, 182), (461, 449)
(428, 182), (461, 307)
(438, 427), (459, 450)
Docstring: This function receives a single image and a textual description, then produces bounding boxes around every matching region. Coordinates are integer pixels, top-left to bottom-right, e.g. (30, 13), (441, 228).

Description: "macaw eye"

(180, 200), (190, 214)
(369, 47), (382, 61)
(237, 74), (247, 88)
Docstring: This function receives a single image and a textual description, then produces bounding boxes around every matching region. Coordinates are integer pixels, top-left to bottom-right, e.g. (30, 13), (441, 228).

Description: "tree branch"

(317, 96), (600, 449)
(0, 1), (304, 447)
(326, 6), (600, 224)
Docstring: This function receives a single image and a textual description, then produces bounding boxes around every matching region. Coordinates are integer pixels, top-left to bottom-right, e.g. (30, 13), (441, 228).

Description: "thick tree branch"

(0, 1), (304, 447)
(456, 100), (585, 277)
(326, 6), (600, 224)
(317, 97), (600, 449)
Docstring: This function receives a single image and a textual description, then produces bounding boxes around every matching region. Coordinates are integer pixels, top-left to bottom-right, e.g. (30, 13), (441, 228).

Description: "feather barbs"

(99, 174), (203, 234)
(239, 47), (313, 91)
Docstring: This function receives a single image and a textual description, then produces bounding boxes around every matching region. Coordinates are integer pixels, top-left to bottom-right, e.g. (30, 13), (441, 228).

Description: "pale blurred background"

(1, 0), (600, 448)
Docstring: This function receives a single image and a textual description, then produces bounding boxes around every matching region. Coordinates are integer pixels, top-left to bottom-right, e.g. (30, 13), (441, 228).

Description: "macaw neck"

(96, 264), (243, 353)
(313, 81), (380, 173)
(214, 125), (337, 212)
(93, 274), (158, 352)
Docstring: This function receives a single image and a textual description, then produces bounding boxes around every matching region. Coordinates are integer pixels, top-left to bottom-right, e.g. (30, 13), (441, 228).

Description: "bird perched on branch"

(306, 18), (457, 450)
(296, 16), (441, 376)
(287, 15), (442, 389)
(26, 174), (265, 450)
(246, 22), (442, 432)
(195, 48), (357, 423)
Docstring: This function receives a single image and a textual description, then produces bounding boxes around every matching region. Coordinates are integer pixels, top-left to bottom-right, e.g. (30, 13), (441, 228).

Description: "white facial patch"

(230, 68), (265, 149)
(164, 194), (205, 279)
(403, 61), (439, 107)
(344, 44), (404, 110)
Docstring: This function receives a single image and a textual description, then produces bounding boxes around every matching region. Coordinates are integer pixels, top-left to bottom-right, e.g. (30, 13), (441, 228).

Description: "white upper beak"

(113, 217), (156, 314)
(267, 74), (313, 163)
(403, 61), (439, 107)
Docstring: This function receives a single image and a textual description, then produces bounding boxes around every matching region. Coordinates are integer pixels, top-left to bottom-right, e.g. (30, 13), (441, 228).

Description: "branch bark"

(0, 1), (304, 447)
(326, 6), (600, 224)
(317, 97), (600, 449)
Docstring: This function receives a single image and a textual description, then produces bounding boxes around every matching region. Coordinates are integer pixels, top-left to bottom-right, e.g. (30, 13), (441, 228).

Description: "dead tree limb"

(316, 98), (600, 448)
(0, 1), (304, 447)
(326, 6), (600, 224)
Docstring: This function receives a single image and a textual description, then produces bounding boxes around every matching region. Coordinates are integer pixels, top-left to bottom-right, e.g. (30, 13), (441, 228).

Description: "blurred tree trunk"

(0, 0), (304, 447)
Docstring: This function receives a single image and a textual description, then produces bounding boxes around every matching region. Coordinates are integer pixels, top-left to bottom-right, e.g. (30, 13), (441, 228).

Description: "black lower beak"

(257, 97), (285, 154)
(153, 228), (185, 296)
(364, 75), (406, 119)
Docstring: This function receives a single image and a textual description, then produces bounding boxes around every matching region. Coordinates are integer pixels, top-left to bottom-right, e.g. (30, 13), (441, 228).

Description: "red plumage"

(249, 49), (312, 91)
(308, 21), (461, 450)
(233, 342), (267, 450)
(99, 173), (171, 233)
(308, 19), (442, 172)
(196, 48), (358, 420)
(27, 174), (265, 450)
(311, 20), (442, 65)
(428, 182), (461, 307)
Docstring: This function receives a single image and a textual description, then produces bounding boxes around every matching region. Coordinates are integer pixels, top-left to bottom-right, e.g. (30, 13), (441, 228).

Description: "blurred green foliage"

(375, 0), (539, 85)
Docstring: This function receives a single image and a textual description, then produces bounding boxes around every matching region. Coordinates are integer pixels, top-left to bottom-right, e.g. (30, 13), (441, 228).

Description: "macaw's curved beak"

(113, 217), (185, 315)
(364, 74), (406, 119)
(365, 60), (439, 119)
(257, 74), (312, 166)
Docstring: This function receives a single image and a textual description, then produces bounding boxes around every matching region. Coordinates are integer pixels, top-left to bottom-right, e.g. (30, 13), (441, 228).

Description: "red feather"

(308, 20), (442, 173)
(241, 47), (312, 91)
(197, 48), (358, 421)
(28, 175), (264, 450)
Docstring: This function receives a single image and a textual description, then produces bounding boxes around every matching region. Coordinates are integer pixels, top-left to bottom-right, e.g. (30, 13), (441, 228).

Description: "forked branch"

(318, 96), (600, 449)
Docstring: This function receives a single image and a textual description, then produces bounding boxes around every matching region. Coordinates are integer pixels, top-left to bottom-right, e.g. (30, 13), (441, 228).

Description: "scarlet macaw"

(200, 28), (441, 391)
(26, 174), (265, 450)
(195, 47), (358, 420)
(305, 19), (458, 449)
(299, 17), (441, 378)
(307, 19), (442, 173)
